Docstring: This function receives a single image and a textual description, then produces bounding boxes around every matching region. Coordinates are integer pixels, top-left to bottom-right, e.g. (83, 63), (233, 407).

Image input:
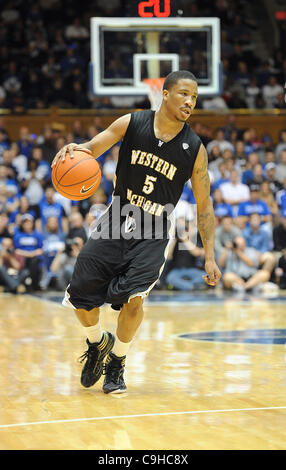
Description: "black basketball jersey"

(114, 109), (202, 218)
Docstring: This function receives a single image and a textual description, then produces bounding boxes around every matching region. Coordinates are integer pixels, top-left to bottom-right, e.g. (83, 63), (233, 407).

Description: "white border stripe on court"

(0, 406), (286, 429)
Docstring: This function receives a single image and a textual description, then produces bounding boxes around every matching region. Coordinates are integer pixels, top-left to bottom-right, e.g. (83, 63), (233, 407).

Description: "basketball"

(51, 149), (101, 200)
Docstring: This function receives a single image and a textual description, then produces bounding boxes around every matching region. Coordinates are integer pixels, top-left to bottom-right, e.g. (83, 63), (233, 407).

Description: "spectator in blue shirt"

(0, 130), (10, 159)
(0, 164), (20, 199)
(180, 182), (196, 204)
(13, 213), (43, 290)
(212, 188), (233, 220)
(281, 193), (286, 213)
(237, 183), (272, 223)
(39, 186), (68, 233)
(17, 126), (33, 159)
(41, 216), (66, 289)
(9, 195), (36, 227)
(243, 212), (272, 253)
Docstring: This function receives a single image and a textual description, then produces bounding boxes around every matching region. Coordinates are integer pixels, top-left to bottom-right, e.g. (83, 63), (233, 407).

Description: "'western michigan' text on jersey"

(114, 110), (202, 218)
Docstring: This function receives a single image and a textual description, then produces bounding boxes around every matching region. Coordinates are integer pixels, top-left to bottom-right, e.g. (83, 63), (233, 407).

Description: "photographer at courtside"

(218, 235), (275, 293)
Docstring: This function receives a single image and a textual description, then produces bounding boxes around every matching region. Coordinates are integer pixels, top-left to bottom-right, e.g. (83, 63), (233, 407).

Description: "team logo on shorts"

(182, 143), (189, 150)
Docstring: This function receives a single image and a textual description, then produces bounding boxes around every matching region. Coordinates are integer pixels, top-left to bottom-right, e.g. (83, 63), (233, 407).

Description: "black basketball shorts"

(62, 206), (173, 311)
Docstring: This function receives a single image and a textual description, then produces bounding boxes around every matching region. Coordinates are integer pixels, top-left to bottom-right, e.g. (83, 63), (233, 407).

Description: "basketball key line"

(1, 406), (286, 429)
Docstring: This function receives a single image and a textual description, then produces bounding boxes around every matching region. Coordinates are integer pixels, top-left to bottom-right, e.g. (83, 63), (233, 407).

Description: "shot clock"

(138, 0), (171, 17)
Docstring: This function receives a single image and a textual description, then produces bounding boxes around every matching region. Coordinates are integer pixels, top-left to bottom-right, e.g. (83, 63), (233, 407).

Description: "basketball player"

(52, 71), (221, 394)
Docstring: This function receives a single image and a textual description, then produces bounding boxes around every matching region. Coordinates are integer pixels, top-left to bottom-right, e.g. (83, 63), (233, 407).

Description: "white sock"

(112, 336), (132, 358)
(84, 323), (103, 344)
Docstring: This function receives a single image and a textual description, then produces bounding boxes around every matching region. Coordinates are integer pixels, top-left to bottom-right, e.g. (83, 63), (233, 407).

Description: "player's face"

(163, 79), (198, 122)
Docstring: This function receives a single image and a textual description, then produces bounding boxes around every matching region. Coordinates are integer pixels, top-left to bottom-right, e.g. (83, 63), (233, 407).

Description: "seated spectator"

(281, 194), (286, 215)
(209, 148), (236, 177)
(2, 149), (18, 180)
(39, 186), (68, 233)
(8, 142), (28, 180)
(0, 130), (10, 159)
(275, 248), (286, 289)
(39, 126), (57, 163)
(243, 212), (273, 253)
(50, 236), (84, 290)
(17, 126), (33, 159)
(87, 188), (108, 221)
(54, 191), (79, 218)
(0, 237), (29, 293)
(208, 144), (221, 165)
(242, 129), (257, 156)
(233, 140), (247, 169)
(275, 129), (286, 160)
(210, 161), (230, 188)
(259, 181), (278, 217)
(165, 221), (206, 291)
(246, 163), (266, 187)
(241, 152), (260, 184)
(41, 216), (66, 289)
(275, 149), (286, 183)
(0, 163), (20, 198)
(276, 92), (286, 109)
(245, 76), (260, 108)
(219, 236), (275, 292)
(214, 215), (241, 258)
(13, 214), (43, 291)
(31, 145), (51, 184)
(273, 212), (286, 251)
(66, 211), (87, 243)
(21, 158), (45, 214)
(262, 76), (284, 108)
(220, 169), (250, 215)
(258, 135), (274, 162)
(276, 178), (286, 208)
(0, 211), (12, 242)
(206, 127), (234, 155)
(9, 195), (36, 227)
(264, 162), (283, 198)
(213, 188), (234, 220)
(237, 183), (272, 224)
(234, 60), (251, 90)
(65, 18), (89, 40)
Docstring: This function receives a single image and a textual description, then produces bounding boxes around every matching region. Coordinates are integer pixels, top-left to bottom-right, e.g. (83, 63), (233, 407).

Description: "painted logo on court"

(177, 329), (286, 345)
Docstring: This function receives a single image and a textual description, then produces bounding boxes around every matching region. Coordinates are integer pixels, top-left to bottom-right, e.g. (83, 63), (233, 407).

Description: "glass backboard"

(90, 17), (221, 97)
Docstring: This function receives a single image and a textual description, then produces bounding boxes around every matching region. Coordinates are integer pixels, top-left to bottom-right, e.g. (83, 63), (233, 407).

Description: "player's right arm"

(51, 114), (131, 167)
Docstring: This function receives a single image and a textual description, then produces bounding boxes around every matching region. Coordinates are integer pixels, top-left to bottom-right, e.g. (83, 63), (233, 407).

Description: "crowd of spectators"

(0, 0), (285, 111)
(0, 0), (285, 295)
(159, 116), (286, 294)
(0, 115), (286, 295)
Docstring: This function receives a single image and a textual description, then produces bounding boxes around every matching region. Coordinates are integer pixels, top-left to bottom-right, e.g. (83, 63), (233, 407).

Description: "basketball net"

(143, 77), (165, 111)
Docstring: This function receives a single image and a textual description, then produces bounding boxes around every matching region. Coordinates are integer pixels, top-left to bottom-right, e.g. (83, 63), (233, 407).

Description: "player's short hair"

(163, 70), (197, 90)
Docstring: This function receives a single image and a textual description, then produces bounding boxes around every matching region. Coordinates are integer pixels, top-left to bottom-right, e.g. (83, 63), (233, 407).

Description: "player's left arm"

(191, 143), (221, 286)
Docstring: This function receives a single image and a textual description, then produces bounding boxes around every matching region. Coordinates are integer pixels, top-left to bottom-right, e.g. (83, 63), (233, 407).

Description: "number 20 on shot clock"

(138, 0), (171, 17)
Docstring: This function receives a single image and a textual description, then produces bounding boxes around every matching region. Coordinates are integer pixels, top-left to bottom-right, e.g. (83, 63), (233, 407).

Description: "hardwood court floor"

(0, 293), (286, 450)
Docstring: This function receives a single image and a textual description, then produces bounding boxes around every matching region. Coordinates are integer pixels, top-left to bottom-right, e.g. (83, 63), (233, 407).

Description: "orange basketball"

(52, 149), (101, 200)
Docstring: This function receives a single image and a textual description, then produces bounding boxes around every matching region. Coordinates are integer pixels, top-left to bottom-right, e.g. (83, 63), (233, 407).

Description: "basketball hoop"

(143, 77), (165, 111)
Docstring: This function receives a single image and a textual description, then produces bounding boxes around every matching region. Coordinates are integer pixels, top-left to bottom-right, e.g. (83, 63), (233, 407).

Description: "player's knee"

(124, 296), (143, 317)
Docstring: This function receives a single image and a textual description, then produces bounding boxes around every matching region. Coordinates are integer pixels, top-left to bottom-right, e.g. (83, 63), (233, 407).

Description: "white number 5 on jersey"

(142, 175), (157, 195)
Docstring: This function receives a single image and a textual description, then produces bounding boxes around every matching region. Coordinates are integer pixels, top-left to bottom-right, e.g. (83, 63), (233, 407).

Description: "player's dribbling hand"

(203, 260), (221, 287)
(51, 143), (92, 167)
